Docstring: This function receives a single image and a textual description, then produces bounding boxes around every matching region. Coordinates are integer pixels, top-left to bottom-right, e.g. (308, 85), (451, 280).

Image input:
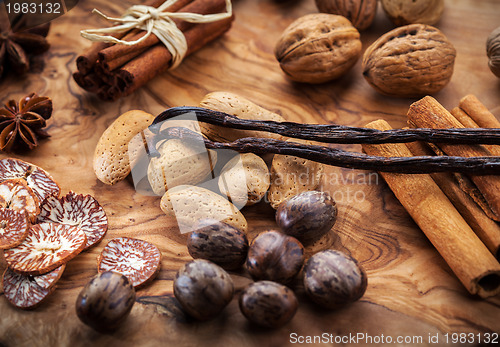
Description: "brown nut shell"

(174, 259), (234, 320)
(362, 24), (456, 97)
(275, 14), (362, 84)
(276, 190), (337, 242)
(76, 271), (136, 332)
(239, 281), (298, 328)
(187, 219), (248, 270)
(381, 0), (444, 26)
(246, 230), (304, 284)
(315, 0), (378, 31)
(487, 26), (500, 78)
(303, 250), (367, 309)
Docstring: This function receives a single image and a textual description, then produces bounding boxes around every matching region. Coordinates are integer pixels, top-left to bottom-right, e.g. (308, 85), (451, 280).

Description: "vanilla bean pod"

(147, 127), (500, 174)
(151, 107), (500, 145)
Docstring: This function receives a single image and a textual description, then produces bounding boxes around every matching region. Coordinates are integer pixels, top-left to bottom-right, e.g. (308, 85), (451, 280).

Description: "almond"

(160, 185), (247, 233)
(93, 110), (154, 185)
(218, 153), (270, 207)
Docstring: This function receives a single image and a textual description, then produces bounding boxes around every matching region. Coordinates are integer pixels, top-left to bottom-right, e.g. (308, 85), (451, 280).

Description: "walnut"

(314, 0), (378, 31)
(381, 0), (444, 26)
(487, 26), (500, 78)
(362, 24), (456, 97)
(274, 14), (362, 84)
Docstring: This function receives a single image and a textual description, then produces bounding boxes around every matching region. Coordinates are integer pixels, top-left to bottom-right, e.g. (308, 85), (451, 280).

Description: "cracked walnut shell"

(275, 14), (362, 84)
(362, 24), (456, 97)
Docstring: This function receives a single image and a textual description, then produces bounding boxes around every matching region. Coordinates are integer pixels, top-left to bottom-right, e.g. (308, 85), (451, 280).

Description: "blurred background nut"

(362, 24), (456, 97)
(275, 14), (362, 84)
(314, 0), (378, 31)
(381, 0), (444, 26)
(487, 26), (500, 78)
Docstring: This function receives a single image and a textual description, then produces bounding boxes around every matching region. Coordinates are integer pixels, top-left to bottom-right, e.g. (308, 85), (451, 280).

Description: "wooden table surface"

(1, 0), (500, 346)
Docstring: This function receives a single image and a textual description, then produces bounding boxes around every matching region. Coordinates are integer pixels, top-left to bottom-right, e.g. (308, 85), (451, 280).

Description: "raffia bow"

(80, 0), (232, 68)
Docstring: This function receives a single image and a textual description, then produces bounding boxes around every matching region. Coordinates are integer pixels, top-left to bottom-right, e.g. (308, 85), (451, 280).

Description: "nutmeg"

(246, 230), (305, 284)
(487, 26), (500, 78)
(303, 250), (367, 309)
(75, 271), (136, 332)
(276, 190), (337, 242)
(275, 14), (362, 84)
(381, 0), (444, 26)
(315, 0), (378, 31)
(239, 281), (298, 328)
(173, 259), (234, 320)
(187, 219), (248, 270)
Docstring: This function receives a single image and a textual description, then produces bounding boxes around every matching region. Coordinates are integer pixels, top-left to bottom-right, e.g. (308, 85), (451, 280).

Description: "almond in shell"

(93, 110), (155, 185)
(160, 185), (248, 233)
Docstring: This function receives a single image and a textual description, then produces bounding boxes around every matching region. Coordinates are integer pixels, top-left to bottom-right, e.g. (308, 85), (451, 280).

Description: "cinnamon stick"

(362, 119), (500, 298)
(407, 141), (500, 260)
(73, 72), (105, 93)
(97, 0), (224, 68)
(459, 94), (500, 129)
(118, 16), (233, 97)
(451, 106), (500, 156)
(75, 0), (185, 75)
(408, 96), (500, 221)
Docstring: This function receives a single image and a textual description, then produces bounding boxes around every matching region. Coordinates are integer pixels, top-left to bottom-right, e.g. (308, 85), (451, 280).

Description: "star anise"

(0, 93), (52, 152)
(0, 18), (50, 79)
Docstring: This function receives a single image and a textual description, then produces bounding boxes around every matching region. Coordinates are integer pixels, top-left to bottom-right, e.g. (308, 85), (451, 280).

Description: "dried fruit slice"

(4, 222), (86, 275)
(0, 208), (29, 249)
(0, 158), (60, 203)
(37, 191), (108, 250)
(2, 265), (65, 309)
(0, 179), (40, 222)
(98, 237), (161, 288)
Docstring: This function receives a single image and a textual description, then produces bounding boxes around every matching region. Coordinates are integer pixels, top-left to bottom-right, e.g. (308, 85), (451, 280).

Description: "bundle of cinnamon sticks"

(362, 95), (500, 298)
(73, 0), (233, 101)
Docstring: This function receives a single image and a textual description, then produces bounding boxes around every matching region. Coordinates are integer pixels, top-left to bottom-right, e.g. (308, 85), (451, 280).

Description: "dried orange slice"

(38, 191), (108, 250)
(0, 158), (60, 203)
(4, 222), (86, 275)
(2, 265), (65, 309)
(98, 237), (161, 288)
(0, 208), (29, 249)
(0, 179), (39, 222)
